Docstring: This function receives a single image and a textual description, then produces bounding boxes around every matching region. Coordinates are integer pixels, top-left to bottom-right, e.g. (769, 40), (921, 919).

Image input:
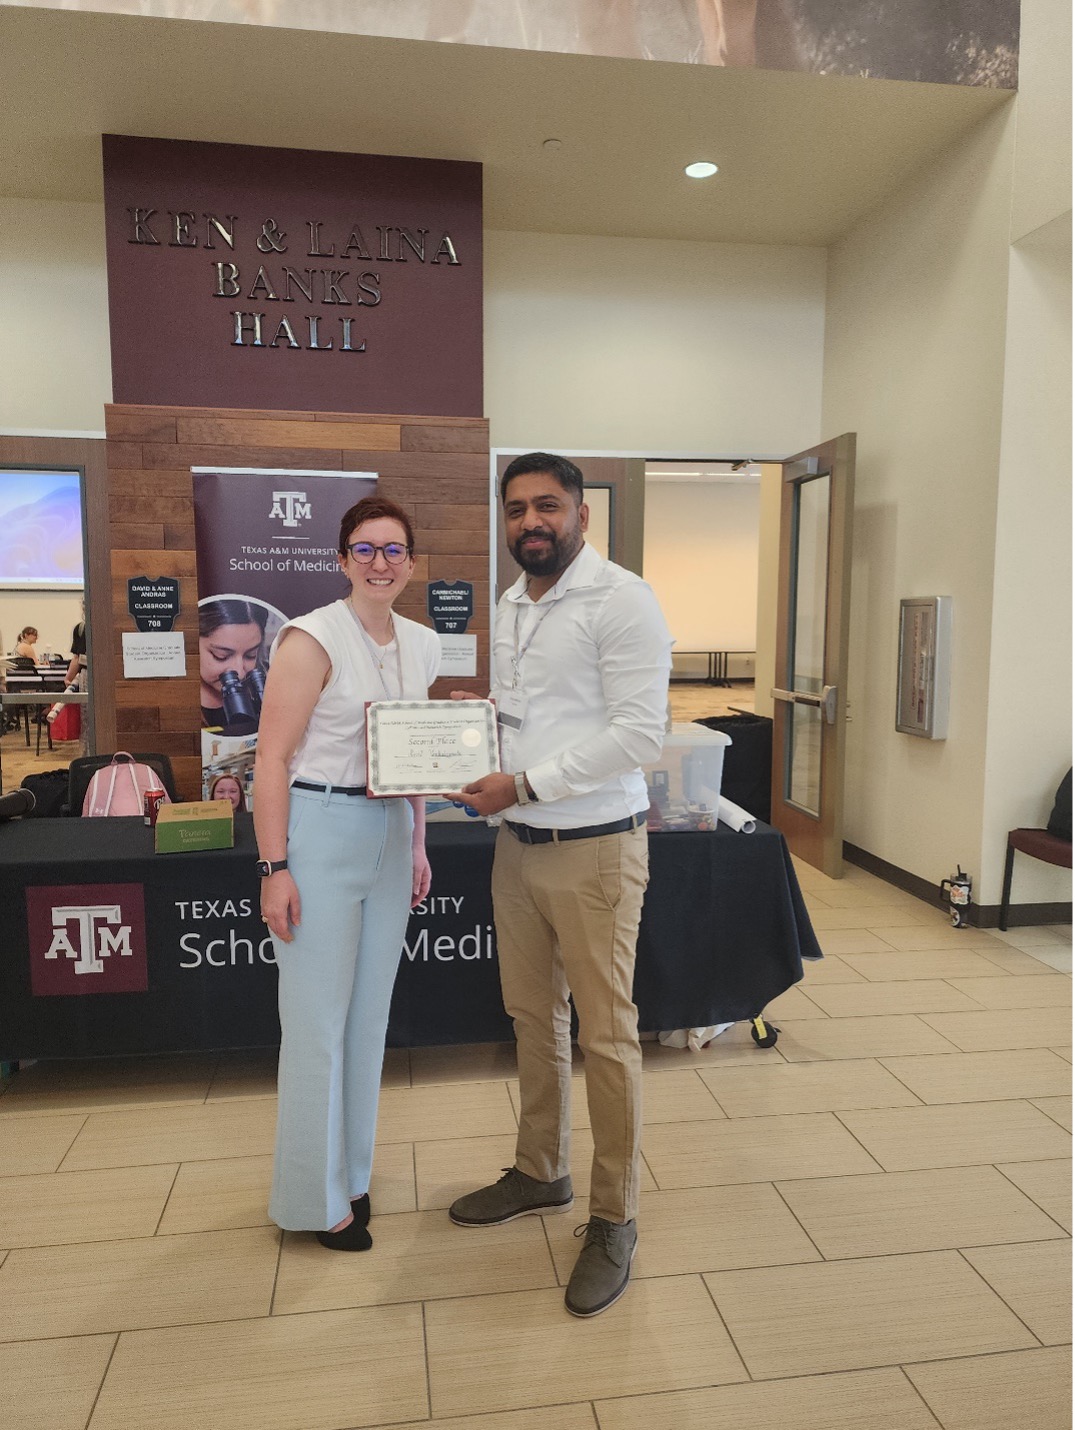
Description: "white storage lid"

(662, 722), (733, 747)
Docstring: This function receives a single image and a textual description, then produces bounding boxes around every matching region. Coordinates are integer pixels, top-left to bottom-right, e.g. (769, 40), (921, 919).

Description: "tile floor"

(0, 861), (1070, 1430)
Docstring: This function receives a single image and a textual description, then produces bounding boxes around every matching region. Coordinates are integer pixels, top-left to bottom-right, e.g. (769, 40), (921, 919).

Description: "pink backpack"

(82, 752), (170, 818)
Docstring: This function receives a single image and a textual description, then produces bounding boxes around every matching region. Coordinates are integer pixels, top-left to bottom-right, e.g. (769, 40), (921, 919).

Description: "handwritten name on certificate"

(366, 699), (499, 797)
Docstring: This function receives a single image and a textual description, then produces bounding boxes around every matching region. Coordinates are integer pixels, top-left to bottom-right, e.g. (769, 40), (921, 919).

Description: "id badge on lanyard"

(502, 599), (553, 732)
(496, 687), (529, 731)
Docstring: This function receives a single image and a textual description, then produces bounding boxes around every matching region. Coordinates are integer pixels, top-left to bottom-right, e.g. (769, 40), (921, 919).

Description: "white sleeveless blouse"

(270, 599), (441, 789)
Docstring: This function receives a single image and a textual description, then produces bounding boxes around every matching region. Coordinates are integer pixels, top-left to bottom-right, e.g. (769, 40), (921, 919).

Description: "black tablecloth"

(0, 815), (820, 1057)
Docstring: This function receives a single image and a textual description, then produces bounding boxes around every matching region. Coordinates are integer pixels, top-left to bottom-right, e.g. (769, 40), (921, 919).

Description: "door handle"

(771, 684), (839, 725)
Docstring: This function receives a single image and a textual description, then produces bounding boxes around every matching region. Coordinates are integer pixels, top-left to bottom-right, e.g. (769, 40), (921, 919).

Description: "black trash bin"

(694, 713), (773, 823)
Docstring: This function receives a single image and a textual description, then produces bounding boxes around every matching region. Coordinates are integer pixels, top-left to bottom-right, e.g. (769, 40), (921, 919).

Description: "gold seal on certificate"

(366, 699), (500, 797)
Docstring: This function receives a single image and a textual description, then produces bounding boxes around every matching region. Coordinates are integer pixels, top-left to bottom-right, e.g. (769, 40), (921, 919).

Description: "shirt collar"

(504, 540), (602, 606)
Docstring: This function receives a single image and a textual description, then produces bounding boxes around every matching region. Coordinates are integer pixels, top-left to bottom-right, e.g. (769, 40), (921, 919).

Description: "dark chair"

(64, 753), (178, 816)
(4, 656), (41, 746)
(999, 829), (1073, 930)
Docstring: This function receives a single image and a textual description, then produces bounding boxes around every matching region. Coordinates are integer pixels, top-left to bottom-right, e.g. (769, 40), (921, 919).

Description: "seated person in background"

(208, 772), (246, 811)
(14, 627), (39, 662)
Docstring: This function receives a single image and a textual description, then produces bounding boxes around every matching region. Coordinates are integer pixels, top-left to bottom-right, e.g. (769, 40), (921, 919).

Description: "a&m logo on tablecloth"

(26, 884), (148, 996)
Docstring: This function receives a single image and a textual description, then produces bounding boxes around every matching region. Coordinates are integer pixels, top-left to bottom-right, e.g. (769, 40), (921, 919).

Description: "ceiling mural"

(13, 0), (1019, 87)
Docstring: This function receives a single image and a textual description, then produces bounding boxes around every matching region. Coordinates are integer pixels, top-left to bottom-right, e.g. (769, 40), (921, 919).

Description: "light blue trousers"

(269, 787), (412, 1231)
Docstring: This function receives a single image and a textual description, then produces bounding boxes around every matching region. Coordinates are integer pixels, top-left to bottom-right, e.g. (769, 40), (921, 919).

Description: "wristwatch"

(256, 859), (288, 877)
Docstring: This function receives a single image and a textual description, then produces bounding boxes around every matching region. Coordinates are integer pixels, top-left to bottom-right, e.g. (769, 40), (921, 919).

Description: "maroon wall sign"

(101, 134), (483, 416)
(27, 884), (148, 996)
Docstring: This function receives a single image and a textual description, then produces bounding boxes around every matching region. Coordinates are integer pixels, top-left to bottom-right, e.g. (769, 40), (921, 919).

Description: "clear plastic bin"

(642, 723), (732, 832)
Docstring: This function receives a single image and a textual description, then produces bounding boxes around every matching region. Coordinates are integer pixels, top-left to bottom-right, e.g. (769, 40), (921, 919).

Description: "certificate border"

(366, 698), (500, 797)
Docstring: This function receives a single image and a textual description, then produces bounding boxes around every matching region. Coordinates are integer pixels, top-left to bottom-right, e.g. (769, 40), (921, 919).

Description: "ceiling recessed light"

(685, 161), (719, 178)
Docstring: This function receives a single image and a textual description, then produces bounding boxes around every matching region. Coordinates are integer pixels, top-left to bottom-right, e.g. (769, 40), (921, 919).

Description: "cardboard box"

(154, 800), (234, 853)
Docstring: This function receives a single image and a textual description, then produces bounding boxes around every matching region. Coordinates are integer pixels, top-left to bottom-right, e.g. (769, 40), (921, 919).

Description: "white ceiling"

(0, 5), (1010, 246)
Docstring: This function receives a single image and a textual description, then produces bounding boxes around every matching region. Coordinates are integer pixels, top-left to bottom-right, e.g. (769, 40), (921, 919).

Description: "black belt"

(293, 780), (368, 796)
(504, 812), (646, 844)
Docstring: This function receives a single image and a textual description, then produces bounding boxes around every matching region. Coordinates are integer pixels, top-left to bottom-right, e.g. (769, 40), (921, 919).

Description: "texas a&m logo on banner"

(27, 884), (148, 996)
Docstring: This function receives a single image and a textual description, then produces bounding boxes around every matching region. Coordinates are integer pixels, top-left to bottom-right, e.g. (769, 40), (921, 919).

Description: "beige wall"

(484, 230), (826, 453)
(0, 199), (112, 433)
(821, 104), (1016, 888)
(3, 215), (829, 459)
(642, 480), (759, 651)
(980, 216), (1072, 902)
(1010, 0), (1072, 242)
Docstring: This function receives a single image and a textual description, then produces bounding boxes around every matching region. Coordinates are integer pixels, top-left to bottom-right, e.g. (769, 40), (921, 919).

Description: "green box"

(154, 800), (234, 854)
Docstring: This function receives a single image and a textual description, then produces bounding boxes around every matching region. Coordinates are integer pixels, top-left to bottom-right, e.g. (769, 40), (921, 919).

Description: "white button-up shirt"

(493, 541), (672, 829)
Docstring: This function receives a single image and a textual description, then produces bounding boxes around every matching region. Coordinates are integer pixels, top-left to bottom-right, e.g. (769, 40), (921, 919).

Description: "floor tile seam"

(148, 1162), (182, 1238)
(584, 1352), (1036, 1414)
(3, 1090), (220, 1110)
(954, 1245), (1047, 1347)
(200, 1091), (279, 1104)
(271, 1269), (570, 1317)
(769, 1161), (1066, 1195)
(52, 1149), (278, 1172)
(267, 1225), (289, 1316)
(900, 1342), (1073, 1382)
(638, 1144), (661, 1191)
(689, 1067), (732, 1111)
(419, 1300), (433, 1420)
(695, 1271), (753, 1382)
(876, 1050), (1068, 1094)
(1, 1300), (434, 1348)
(77, 1328), (120, 1430)
(992, 1162), (1073, 1237)
(768, 1179), (827, 1263)
(895, 1362), (946, 1428)
(0, 1156), (183, 1184)
(1029, 1100), (1075, 1132)
(779, 1002), (999, 1018)
(408, 1141), (419, 1213)
(534, 1206), (563, 1287)
(358, 1270), (721, 1319)
(199, 1050), (224, 1105)
(805, 1145), (1072, 1180)
(376, 1128), (521, 1148)
(823, 1110), (887, 1172)
(741, 1229), (1071, 1265)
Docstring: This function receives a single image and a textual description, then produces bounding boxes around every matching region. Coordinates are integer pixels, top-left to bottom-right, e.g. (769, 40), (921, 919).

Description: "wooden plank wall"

(105, 404), (490, 799)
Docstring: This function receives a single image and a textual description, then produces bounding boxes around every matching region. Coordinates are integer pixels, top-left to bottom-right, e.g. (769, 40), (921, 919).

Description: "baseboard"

(973, 901), (1073, 929)
(841, 842), (1071, 929)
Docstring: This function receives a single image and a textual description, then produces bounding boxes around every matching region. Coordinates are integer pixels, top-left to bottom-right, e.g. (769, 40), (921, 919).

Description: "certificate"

(366, 699), (500, 797)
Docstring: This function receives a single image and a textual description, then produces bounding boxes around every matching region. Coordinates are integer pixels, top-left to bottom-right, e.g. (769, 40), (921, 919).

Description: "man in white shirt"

(448, 452), (672, 1317)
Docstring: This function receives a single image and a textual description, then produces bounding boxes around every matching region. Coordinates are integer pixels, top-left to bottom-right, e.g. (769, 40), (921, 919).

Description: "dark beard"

(510, 528), (581, 577)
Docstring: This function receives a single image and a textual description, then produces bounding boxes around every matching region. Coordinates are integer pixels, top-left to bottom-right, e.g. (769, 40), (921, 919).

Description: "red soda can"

(144, 789), (166, 826)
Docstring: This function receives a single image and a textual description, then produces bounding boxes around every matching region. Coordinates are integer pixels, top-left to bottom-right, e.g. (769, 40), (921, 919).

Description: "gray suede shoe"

(564, 1216), (637, 1317)
(449, 1166), (573, 1226)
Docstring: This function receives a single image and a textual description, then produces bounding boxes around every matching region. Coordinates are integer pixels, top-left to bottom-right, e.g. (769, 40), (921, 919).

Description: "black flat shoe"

(315, 1217), (373, 1252)
(350, 1192), (371, 1227)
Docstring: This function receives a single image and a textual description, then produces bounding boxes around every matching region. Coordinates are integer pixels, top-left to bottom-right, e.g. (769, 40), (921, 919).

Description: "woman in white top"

(254, 494), (440, 1249)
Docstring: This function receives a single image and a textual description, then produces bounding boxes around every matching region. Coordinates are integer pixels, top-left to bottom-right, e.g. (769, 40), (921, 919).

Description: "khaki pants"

(491, 821), (649, 1224)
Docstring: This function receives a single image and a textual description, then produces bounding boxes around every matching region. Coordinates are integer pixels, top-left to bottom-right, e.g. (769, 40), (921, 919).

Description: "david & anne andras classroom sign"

(101, 135), (482, 415)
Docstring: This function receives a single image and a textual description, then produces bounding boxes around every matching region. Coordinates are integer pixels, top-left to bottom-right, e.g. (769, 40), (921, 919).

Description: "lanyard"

(511, 599), (555, 690)
(347, 603), (404, 699)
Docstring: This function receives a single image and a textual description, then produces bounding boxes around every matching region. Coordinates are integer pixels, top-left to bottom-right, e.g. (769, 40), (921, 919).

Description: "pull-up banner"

(193, 466), (376, 799)
(102, 134), (482, 415)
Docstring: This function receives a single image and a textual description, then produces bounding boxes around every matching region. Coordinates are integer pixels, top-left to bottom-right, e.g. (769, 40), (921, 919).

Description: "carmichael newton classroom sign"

(101, 134), (483, 415)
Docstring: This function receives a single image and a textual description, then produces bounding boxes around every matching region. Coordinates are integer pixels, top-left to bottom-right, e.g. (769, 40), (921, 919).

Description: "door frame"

(770, 433), (856, 877)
